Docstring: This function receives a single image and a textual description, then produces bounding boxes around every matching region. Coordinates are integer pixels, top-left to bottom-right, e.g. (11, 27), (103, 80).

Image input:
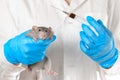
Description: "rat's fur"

(26, 26), (53, 41)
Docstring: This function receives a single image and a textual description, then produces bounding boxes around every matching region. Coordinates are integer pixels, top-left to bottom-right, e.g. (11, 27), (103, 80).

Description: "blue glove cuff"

(100, 48), (118, 69)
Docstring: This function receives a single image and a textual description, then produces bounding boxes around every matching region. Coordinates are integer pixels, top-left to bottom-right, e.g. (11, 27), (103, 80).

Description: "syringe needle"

(62, 11), (70, 15)
(51, 5), (70, 15)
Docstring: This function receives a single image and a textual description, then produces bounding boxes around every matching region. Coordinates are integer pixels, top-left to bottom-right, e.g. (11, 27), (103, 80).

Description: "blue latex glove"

(4, 30), (56, 65)
(80, 16), (118, 69)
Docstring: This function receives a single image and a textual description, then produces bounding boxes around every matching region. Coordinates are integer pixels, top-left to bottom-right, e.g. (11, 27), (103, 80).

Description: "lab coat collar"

(70, 0), (87, 11)
(49, 0), (87, 12)
(48, 0), (69, 11)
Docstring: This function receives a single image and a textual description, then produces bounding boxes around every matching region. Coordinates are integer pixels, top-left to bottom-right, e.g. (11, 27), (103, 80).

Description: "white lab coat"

(0, 0), (120, 80)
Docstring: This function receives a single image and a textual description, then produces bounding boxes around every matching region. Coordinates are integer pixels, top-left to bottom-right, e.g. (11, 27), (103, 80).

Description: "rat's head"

(32, 26), (53, 40)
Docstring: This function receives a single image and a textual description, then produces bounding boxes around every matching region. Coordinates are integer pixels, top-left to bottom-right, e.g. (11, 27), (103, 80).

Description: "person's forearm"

(0, 45), (25, 80)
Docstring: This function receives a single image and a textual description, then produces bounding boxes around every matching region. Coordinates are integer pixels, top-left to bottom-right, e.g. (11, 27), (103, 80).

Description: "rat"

(26, 25), (54, 41)
(27, 56), (58, 76)
(26, 26), (57, 76)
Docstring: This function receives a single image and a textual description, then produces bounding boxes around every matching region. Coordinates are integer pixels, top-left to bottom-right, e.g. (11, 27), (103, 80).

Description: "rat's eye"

(39, 29), (41, 31)
(45, 30), (47, 32)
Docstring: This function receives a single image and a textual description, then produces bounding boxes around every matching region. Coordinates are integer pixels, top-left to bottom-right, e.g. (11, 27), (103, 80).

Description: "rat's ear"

(48, 26), (52, 30)
(32, 26), (38, 30)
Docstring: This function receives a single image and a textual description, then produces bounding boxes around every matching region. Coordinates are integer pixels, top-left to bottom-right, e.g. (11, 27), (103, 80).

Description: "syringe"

(51, 6), (86, 23)
(51, 6), (99, 36)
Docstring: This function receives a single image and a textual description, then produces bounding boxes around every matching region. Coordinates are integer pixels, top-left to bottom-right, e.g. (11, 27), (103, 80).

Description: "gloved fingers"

(80, 43), (103, 57)
(97, 19), (104, 26)
(85, 43), (114, 60)
(31, 54), (45, 63)
(97, 19), (108, 31)
(86, 16), (105, 35)
(80, 41), (89, 54)
(100, 50), (118, 68)
(97, 19), (112, 36)
(81, 23), (97, 41)
(23, 52), (46, 65)
(92, 48), (117, 64)
(80, 31), (92, 47)
(24, 44), (48, 52)
(97, 19), (106, 29)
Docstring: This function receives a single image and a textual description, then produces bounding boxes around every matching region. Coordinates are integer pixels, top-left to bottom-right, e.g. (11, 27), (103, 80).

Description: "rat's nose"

(39, 34), (46, 40)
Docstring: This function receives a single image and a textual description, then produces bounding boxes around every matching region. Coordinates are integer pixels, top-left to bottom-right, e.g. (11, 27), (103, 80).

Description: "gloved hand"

(80, 16), (118, 69)
(4, 30), (56, 65)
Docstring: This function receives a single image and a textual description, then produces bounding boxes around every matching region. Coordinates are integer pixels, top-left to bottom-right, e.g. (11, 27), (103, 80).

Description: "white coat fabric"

(0, 0), (120, 80)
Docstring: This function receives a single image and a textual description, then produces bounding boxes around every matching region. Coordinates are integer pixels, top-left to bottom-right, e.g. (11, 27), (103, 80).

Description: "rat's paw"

(46, 70), (58, 76)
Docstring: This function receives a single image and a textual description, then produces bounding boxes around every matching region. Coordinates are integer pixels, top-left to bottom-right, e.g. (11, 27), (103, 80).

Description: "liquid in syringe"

(64, 11), (87, 24)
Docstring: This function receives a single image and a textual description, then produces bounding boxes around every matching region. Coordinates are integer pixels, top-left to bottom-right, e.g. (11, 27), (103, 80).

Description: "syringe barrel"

(68, 13), (98, 36)
(69, 13), (87, 24)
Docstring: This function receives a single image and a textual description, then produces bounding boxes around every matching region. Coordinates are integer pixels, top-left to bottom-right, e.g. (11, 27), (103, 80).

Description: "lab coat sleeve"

(0, 0), (25, 80)
(102, 0), (120, 75)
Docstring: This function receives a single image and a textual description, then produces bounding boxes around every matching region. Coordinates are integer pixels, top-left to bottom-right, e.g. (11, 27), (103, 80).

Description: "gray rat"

(26, 26), (57, 76)
(28, 56), (57, 75)
(26, 26), (54, 41)
(19, 56), (58, 80)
